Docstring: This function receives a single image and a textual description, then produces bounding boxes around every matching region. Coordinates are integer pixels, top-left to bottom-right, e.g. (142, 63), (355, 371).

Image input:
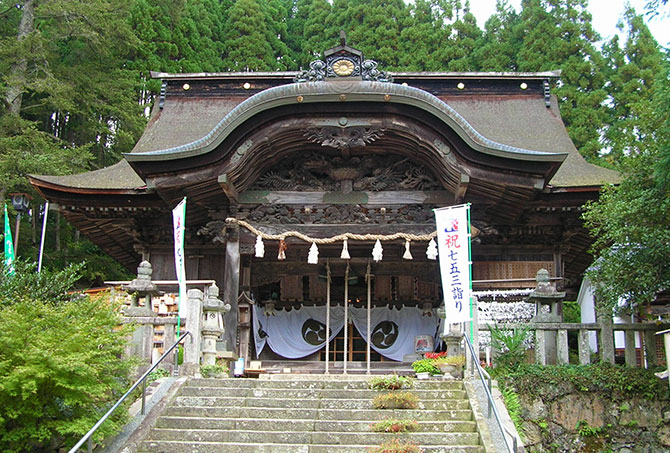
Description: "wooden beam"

(239, 190), (453, 205)
(455, 174), (469, 203)
(218, 173), (239, 204)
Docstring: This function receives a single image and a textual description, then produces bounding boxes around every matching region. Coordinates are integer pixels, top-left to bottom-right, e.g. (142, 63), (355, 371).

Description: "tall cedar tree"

(288, 0), (333, 69)
(222, 0), (280, 71)
(473, 0), (523, 71)
(601, 7), (663, 166)
(516, 0), (607, 161)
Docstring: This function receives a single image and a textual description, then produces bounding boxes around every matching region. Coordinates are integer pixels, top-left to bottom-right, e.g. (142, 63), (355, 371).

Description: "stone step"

(179, 385), (467, 400)
(188, 377), (463, 390)
(172, 395), (471, 411)
(139, 440), (485, 453)
(155, 416), (478, 433)
(165, 405), (475, 421)
(146, 427), (482, 445)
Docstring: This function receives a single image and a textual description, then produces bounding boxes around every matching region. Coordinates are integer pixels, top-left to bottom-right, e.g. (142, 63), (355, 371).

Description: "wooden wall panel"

(281, 275), (303, 301)
(375, 275), (392, 301)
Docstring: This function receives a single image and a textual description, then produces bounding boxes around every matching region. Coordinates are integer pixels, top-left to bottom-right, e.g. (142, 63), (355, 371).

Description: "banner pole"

(38, 201), (49, 274)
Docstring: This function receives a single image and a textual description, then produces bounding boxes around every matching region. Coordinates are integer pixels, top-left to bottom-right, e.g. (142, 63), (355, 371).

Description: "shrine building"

(30, 39), (618, 367)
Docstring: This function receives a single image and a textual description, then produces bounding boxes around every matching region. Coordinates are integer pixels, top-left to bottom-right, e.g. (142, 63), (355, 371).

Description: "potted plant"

(369, 375), (414, 391)
(432, 355), (465, 379)
(411, 358), (440, 378)
(372, 391), (419, 409)
(370, 418), (419, 433)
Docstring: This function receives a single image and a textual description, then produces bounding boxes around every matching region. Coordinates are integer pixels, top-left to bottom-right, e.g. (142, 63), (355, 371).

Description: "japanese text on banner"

(434, 205), (471, 325)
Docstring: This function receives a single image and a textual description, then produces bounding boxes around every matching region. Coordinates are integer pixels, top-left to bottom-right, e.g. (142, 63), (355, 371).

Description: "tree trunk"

(4, 0), (36, 115)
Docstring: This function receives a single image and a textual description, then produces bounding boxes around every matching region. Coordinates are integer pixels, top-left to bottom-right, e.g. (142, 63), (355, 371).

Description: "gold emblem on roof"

(332, 58), (355, 76)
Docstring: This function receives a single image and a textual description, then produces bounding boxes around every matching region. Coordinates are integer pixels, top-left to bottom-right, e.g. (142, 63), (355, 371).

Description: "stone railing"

(108, 261), (233, 377)
(476, 321), (670, 368)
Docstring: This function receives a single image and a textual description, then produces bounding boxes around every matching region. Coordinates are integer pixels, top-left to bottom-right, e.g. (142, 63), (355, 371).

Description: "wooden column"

(237, 256), (252, 363)
(223, 222), (240, 359)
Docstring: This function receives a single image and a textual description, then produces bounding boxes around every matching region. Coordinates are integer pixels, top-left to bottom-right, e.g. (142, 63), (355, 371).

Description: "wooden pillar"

(238, 256), (252, 363)
(578, 329), (591, 365)
(644, 330), (658, 368)
(223, 222), (240, 358)
(624, 330), (637, 367)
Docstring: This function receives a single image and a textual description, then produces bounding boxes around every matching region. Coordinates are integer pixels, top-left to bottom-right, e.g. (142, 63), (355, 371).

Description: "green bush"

(489, 324), (530, 371)
(368, 375), (414, 391)
(0, 260), (83, 307)
(372, 391), (419, 409)
(369, 418), (419, 433)
(411, 358), (440, 375)
(200, 364), (228, 378)
(0, 293), (133, 452)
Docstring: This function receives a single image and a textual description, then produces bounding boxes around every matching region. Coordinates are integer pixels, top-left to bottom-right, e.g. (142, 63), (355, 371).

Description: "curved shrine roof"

(30, 70), (618, 193)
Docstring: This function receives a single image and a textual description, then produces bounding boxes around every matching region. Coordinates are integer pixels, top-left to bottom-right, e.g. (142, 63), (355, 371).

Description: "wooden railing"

(479, 322), (670, 368)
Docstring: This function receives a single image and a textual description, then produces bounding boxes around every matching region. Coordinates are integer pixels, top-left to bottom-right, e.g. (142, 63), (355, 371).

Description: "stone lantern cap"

(527, 268), (565, 302)
(203, 283), (231, 312)
(123, 260), (161, 296)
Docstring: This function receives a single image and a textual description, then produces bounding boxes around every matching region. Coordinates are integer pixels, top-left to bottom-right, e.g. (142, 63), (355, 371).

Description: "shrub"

(0, 292), (133, 452)
(432, 355), (465, 367)
(372, 392), (419, 409)
(200, 364), (228, 378)
(489, 324), (530, 370)
(370, 418), (419, 433)
(369, 375), (414, 391)
(368, 438), (423, 453)
(411, 358), (440, 375)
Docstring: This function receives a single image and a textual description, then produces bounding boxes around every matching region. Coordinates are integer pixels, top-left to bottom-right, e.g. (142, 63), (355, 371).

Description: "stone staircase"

(138, 375), (486, 452)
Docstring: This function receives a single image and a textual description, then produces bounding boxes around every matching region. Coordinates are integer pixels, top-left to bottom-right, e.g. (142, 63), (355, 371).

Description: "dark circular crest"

(371, 321), (399, 349)
(302, 319), (329, 346)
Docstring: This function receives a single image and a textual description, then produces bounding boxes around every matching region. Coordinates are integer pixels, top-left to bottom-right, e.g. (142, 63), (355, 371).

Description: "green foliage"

(411, 358), (440, 375)
(576, 419), (602, 437)
(372, 391), (419, 410)
(147, 367), (170, 383)
(369, 438), (422, 453)
(368, 375), (414, 391)
(498, 363), (669, 401)
(500, 385), (525, 439)
(562, 301), (581, 324)
(0, 293), (133, 452)
(489, 324), (530, 370)
(369, 418), (419, 433)
(0, 260), (83, 307)
(200, 364), (228, 378)
(583, 148), (670, 314)
(432, 355), (466, 367)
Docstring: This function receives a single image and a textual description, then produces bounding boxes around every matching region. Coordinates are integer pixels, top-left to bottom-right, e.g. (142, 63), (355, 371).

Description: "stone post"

(181, 289), (203, 376)
(122, 261), (161, 376)
(201, 283), (231, 366)
(557, 329), (569, 364)
(528, 269), (565, 364)
(578, 329), (591, 365)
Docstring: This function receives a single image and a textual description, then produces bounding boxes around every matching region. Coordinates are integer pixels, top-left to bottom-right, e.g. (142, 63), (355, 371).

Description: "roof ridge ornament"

(294, 31), (393, 83)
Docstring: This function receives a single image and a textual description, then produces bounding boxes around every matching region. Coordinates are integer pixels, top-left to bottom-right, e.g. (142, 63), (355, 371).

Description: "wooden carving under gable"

(242, 204), (435, 225)
(250, 152), (441, 193)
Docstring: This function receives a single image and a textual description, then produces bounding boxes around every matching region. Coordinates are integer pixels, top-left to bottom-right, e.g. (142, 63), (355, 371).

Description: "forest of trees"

(0, 0), (668, 294)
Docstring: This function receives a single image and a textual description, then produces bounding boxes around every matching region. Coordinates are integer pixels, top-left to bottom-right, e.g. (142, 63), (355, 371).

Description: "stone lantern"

(122, 260), (161, 317)
(528, 268), (565, 364)
(201, 283), (231, 366)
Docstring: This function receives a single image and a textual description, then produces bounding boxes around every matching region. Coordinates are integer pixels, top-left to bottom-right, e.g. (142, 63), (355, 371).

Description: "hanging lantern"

(255, 235), (265, 258)
(403, 240), (413, 260)
(426, 238), (438, 260)
(308, 242), (319, 264)
(372, 239), (383, 262)
(340, 239), (351, 259)
(278, 239), (288, 261)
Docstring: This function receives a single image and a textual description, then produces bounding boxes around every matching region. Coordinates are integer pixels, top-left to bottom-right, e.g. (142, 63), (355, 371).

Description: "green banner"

(4, 205), (15, 275)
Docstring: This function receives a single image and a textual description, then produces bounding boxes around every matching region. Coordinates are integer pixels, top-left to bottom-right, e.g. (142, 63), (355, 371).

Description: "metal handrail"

(68, 331), (192, 453)
(463, 333), (518, 453)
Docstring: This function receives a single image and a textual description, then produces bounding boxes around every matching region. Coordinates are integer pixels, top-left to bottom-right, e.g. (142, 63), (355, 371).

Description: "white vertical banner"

(172, 197), (187, 318)
(434, 204), (472, 326)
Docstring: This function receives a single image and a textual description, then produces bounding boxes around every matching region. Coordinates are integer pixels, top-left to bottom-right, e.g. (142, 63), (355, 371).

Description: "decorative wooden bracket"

(218, 173), (239, 204)
(455, 173), (469, 203)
